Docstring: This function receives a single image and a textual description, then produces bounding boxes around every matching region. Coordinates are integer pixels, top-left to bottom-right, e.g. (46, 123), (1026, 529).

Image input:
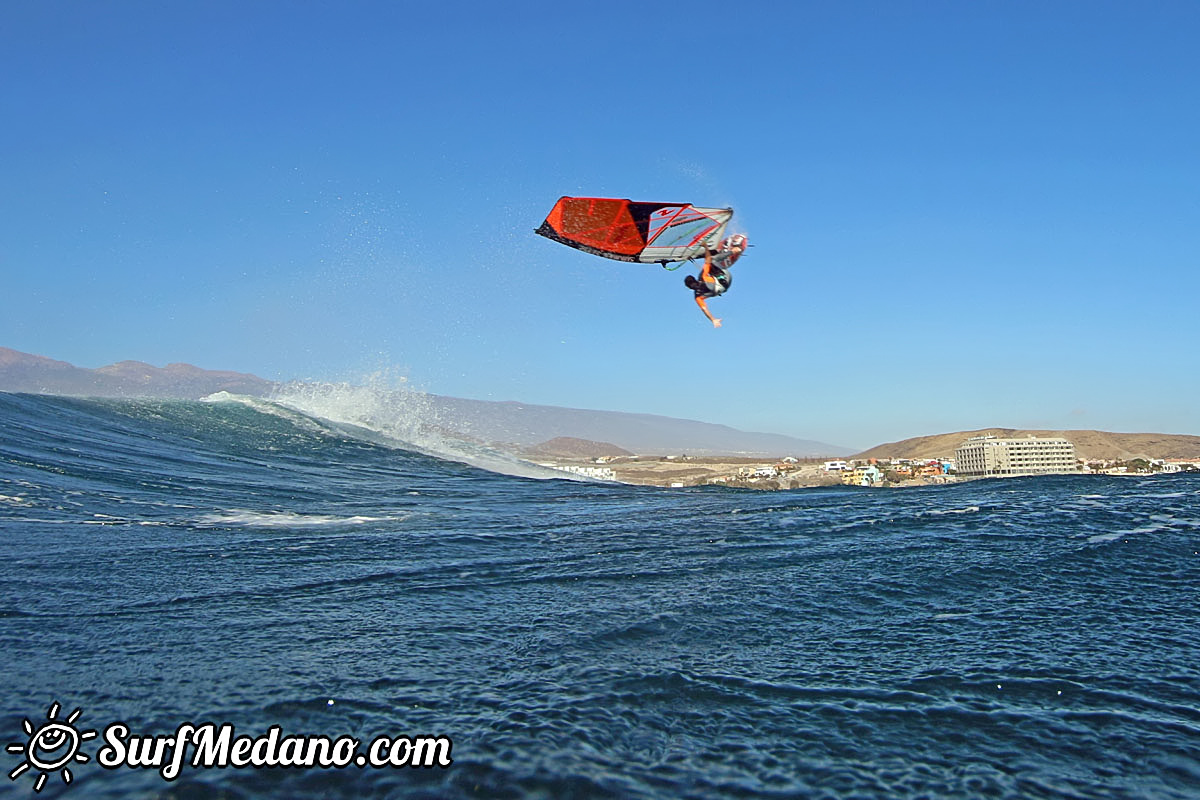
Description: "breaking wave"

(205, 382), (579, 481)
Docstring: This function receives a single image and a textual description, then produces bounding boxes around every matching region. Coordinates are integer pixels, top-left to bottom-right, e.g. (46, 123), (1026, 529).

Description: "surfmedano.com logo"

(6, 703), (97, 792)
(7, 701), (453, 793)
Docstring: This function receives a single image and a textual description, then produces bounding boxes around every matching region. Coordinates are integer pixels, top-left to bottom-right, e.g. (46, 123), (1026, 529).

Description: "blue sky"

(3, 1), (1198, 450)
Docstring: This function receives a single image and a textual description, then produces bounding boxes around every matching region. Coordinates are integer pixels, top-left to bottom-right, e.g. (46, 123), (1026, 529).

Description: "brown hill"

(856, 428), (1200, 462)
(524, 437), (633, 459)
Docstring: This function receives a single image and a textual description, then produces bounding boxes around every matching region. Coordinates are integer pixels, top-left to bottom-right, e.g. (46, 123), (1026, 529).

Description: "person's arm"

(700, 247), (715, 281)
(694, 248), (722, 327)
(694, 295), (722, 328)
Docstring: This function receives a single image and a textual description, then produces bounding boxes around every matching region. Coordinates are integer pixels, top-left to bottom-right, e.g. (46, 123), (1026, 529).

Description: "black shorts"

(685, 272), (727, 298)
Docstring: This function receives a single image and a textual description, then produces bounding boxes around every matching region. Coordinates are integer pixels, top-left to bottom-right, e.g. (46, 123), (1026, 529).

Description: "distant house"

(842, 464), (883, 487)
(824, 460), (848, 472)
(738, 465), (779, 479)
(545, 464), (617, 481)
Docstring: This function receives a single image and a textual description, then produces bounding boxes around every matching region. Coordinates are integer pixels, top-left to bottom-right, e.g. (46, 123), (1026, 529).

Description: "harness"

(702, 266), (732, 296)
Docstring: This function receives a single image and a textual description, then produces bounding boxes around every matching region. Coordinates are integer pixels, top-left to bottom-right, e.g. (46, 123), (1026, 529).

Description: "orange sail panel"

(536, 197), (732, 264)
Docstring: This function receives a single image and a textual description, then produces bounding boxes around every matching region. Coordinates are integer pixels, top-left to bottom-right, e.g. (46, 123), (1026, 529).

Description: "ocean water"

(1, 391), (1198, 799)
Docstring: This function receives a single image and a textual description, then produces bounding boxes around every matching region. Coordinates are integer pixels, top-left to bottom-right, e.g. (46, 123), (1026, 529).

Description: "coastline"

(533, 455), (959, 490)
(535, 456), (1200, 490)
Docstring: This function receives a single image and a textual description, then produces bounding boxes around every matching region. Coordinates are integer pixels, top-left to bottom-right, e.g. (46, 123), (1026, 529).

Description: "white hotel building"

(954, 435), (1078, 478)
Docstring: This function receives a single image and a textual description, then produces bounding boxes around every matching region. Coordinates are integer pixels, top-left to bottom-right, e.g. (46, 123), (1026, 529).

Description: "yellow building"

(842, 464), (883, 487)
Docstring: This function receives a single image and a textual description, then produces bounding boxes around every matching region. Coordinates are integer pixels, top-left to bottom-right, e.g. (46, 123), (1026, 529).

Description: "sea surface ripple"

(1, 393), (1198, 799)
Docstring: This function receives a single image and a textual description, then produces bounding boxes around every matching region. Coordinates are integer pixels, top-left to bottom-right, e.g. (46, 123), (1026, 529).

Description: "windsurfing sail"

(535, 196), (733, 264)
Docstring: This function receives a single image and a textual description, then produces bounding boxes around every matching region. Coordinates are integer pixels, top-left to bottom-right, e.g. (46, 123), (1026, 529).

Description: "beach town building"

(542, 464), (617, 481)
(954, 435), (1078, 478)
(842, 464), (884, 487)
(739, 465), (779, 479)
(916, 460), (950, 478)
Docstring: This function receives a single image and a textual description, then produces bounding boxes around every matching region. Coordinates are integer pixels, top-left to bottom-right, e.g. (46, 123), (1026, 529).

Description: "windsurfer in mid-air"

(534, 197), (748, 327)
(684, 234), (748, 328)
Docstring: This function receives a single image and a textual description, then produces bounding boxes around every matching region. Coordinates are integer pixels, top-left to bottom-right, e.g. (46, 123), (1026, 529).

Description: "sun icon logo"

(6, 702), (97, 793)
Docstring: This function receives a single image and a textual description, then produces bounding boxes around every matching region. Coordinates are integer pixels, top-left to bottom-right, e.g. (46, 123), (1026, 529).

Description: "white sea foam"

(0, 494), (31, 506)
(197, 510), (407, 529)
(1088, 520), (1174, 543)
(926, 506), (980, 516)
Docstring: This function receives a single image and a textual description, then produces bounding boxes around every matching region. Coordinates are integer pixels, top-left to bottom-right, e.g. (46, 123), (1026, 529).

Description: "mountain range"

(0, 347), (848, 457)
(0, 348), (273, 398)
(8, 348), (1198, 461)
